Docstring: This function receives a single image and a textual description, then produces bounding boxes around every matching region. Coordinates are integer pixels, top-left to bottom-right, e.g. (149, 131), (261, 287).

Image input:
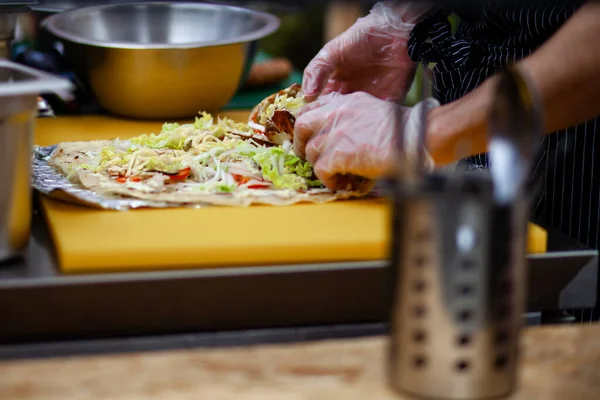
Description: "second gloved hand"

(302, 1), (431, 103)
(294, 92), (440, 191)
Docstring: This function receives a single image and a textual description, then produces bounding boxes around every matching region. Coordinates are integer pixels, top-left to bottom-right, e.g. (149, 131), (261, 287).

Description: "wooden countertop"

(1, 325), (600, 400)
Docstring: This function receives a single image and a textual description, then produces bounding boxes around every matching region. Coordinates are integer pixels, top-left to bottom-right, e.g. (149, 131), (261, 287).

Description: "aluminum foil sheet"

(32, 145), (199, 210)
(32, 145), (488, 211)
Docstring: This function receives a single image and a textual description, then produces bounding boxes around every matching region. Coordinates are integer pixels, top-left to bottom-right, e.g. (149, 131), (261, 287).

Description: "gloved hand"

(302, 1), (431, 104)
(294, 92), (440, 191)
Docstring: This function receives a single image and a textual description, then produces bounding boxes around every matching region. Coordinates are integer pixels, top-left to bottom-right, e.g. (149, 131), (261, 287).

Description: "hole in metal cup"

(413, 280), (427, 293)
(458, 284), (475, 297)
(414, 256), (427, 268)
(457, 334), (472, 347)
(458, 310), (473, 322)
(412, 330), (427, 344)
(413, 355), (428, 369)
(494, 355), (509, 369)
(455, 360), (471, 373)
(413, 305), (427, 318)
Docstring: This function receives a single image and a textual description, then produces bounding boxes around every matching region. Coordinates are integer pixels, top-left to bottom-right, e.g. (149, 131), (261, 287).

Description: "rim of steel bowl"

(30, 0), (143, 13)
(40, 1), (281, 50)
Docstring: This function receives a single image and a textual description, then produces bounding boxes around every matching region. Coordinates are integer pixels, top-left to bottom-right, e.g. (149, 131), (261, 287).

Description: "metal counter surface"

(0, 195), (597, 359)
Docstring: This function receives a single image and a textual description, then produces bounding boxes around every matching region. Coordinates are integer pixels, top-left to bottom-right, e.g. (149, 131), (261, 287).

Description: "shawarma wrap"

(48, 85), (373, 207)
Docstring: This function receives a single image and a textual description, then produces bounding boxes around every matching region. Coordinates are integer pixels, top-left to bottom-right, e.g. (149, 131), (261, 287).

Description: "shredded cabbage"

(217, 184), (236, 193)
(130, 131), (188, 150)
(193, 112), (214, 130)
(100, 147), (117, 162)
(251, 148), (316, 190)
(258, 93), (306, 125)
(78, 110), (324, 193)
(144, 157), (183, 174)
(162, 122), (180, 132)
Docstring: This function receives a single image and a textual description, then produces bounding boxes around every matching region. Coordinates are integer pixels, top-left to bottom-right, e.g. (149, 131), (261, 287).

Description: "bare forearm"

(519, 1), (600, 133)
(427, 2), (600, 165)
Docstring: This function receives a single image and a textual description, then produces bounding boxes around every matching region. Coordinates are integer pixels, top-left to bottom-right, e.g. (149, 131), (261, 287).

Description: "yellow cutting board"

(35, 113), (546, 274)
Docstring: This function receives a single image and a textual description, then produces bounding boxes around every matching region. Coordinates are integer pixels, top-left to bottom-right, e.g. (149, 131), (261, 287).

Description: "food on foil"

(46, 85), (372, 207)
(248, 83), (302, 145)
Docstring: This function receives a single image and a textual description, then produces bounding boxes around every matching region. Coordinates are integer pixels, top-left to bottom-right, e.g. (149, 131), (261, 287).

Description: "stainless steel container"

(0, 2), (37, 59)
(31, 0), (143, 13)
(40, 2), (280, 120)
(388, 67), (543, 399)
(0, 13), (18, 58)
(0, 60), (72, 261)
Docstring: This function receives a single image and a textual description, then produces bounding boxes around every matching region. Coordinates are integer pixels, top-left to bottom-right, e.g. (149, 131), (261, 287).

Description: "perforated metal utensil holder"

(388, 173), (530, 400)
(387, 67), (542, 400)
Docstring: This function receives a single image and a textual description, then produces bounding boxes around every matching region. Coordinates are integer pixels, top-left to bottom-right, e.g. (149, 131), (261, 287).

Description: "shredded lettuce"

(72, 105), (328, 194)
(258, 93), (306, 125)
(285, 157), (313, 178)
(216, 117), (254, 136)
(252, 148), (311, 190)
(100, 147), (117, 162)
(145, 157), (182, 174)
(307, 179), (323, 188)
(236, 145), (323, 190)
(130, 131), (187, 150)
(65, 164), (77, 179)
(217, 184), (236, 193)
(94, 146), (128, 172)
(162, 122), (180, 132)
(129, 119), (200, 150)
(193, 112), (214, 130)
(192, 111), (255, 139)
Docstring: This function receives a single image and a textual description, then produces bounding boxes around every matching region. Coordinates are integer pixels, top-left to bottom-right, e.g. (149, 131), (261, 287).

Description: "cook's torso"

(409, 1), (584, 103)
(408, 0), (600, 251)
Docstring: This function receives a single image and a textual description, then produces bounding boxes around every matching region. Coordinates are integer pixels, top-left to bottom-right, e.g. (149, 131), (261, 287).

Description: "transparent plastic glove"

(302, 1), (431, 103)
(294, 92), (440, 191)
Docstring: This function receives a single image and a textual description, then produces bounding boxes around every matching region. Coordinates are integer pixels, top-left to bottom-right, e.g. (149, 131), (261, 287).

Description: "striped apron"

(408, 0), (600, 322)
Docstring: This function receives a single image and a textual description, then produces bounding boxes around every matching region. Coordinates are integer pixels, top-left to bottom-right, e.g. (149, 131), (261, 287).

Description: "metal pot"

(32, 0), (141, 13)
(39, 2), (279, 120)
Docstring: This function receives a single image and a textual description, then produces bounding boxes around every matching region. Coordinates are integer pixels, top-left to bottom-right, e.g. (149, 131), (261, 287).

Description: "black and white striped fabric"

(408, 0), (600, 320)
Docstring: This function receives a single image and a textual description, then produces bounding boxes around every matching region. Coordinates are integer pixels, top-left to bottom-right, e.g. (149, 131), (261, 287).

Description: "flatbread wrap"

(47, 85), (373, 207)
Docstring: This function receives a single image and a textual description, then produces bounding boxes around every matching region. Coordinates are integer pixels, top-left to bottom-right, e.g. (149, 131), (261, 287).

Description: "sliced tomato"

(248, 183), (271, 189)
(168, 167), (191, 182)
(232, 174), (250, 185)
(117, 176), (141, 183)
(232, 174), (269, 189)
(249, 111), (258, 123)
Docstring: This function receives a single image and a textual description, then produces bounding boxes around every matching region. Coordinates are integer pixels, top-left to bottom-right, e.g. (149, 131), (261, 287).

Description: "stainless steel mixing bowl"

(41, 2), (280, 119)
(31, 0), (144, 13)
